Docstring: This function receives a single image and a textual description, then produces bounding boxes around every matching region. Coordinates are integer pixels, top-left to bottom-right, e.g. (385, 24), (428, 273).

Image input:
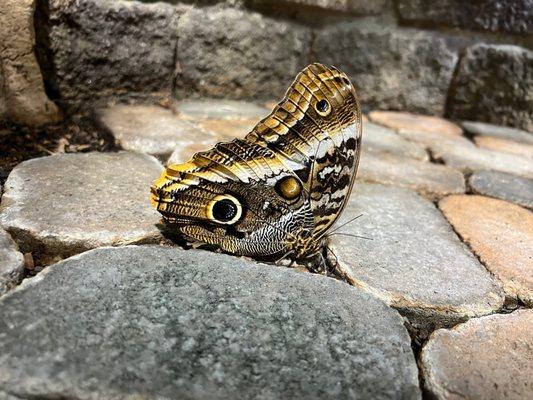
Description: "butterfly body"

(151, 63), (362, 271)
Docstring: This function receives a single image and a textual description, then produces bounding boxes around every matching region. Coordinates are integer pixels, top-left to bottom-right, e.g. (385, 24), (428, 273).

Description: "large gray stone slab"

(421, 310), (533, 400)
(96, 104), (216, 159)
(330, 183), (504, 335)
(448, 44), (533, 132)
(175, 6), (309, 100)
(44, 0), (179, 104)
(358, 150), (465, 201)
(0, 245), (421, 400)
(363, 122), (428, 161)
(469, 171), (533, 210)
(398, 0), (532, 35)
(314, 23), (458, 115)
(0, 152), (163, 265)
(461, 121), (533, 144)
(0, 228), (24, 296)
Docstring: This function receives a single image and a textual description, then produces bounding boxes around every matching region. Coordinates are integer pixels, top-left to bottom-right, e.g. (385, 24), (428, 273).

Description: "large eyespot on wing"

(206, 194), (242, 225)
(275, 176), (302, 201)
(314, 99), (331, 117)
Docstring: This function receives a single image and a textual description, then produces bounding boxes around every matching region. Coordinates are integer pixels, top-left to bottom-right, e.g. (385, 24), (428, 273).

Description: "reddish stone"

(439, 195), (533, 305)
(369, 111), (463, 136)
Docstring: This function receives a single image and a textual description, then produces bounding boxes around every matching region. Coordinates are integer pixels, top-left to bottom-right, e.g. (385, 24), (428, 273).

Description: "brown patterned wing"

(245, 63), (363, 242)
(151, 63), (362, 261)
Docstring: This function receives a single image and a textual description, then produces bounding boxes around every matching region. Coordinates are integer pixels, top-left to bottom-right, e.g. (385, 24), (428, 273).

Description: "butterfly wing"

(151, 63), (362, 260)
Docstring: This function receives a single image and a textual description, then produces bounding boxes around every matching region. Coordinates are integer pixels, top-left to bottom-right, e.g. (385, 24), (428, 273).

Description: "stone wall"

(24, 0), (533, 130)
(0, 0), (62, 127)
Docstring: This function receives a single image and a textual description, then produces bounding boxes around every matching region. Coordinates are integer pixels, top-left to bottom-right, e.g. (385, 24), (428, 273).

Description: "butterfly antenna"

(328, 213), (364, 235)
(327, 232), (372, 240)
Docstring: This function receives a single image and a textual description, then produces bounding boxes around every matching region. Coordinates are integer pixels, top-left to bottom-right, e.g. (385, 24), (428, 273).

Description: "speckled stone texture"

(469, 171), (533, 210)
(43, 0), (179, 103)
(461, 121), (533, 144)
(330, 183), (504, 335)
(96, 104), (215, 159)
(357, 150), (464, 201)
(448, 44), (533, 131)
(439, 195), (533, 306)
(0, 152), (163, 265)
(0, 228), (24, 296)
(175, 7), (309, 100)
(0, 245), (421, 400)
(474, 136), (533, 158)
(421, 310), (533, 400)
(369, 111), (463, 136)
(314, 24), (458, 115)
(363, 122), (428, 161)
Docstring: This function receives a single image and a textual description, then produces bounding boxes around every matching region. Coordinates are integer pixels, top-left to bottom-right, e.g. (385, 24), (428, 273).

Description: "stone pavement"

(0, 100), (531, 399)
(0, 246), (420, 400)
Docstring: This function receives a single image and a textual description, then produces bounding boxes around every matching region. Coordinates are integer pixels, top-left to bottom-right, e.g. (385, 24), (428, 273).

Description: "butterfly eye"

(276, 176), (302, 200)
(315, 99), (331, 116)
(207, 195), (242, 224)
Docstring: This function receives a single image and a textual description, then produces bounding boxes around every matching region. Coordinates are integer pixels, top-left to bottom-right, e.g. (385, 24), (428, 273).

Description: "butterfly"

(151, 63), (362, 273)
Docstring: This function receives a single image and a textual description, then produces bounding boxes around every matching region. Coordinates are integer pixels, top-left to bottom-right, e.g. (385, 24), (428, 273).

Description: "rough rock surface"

(461, 121), (533, 144)
(474, 136), (533, 158)
(176, 99), (269, 120)
(96, 104), (215, 159)
(358, 151), (464, 201)
(469, 171), (533, 210)
(43, 0), (179, 103)
(436, 140), (533, 179)
(176, 7), (309, 100)
(398, 0), (533, 34)
(369, 111), (463, 136)
(0, 62), (5, 123)
(0, 245), (421, 400)
(397, 128), (475, 153)
(314, 23), (458, 115)
(363, 122), (428, 161)
(421, 310), (533, 400)
(439, 195), (533, 306)
(448, 44), (533, 132)
(0, 152), (163, 265)
(0, 0), (61, 126)
(0, 228), (24, 296)
(330, 183), (503, 334)
(167, 119), (259, 165)
(250, 0), (386, 14)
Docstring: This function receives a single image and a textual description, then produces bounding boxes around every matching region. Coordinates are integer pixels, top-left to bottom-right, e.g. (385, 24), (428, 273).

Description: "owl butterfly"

(151, 63), (362, 273)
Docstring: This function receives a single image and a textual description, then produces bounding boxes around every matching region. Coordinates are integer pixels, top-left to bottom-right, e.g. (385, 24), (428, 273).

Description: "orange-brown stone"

(369, 111), (463, 136)
(439, 195), (533, 305)
(474, 135), (533, 158)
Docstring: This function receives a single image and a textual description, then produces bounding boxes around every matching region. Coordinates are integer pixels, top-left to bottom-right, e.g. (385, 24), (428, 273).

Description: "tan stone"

(196, 119), (258, 142)
(369, 111), (463, 136)
(0, 0), (61, 126)
(474, 135), (533, 158)
(439, 195), (533, 305)
(96, 104), (215, 158)
(398, 129), (475, 149)
(358, 150), (464, 200)
(421, 310), (533, 400)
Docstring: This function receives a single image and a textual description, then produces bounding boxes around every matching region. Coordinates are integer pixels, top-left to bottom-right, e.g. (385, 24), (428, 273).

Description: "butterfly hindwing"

(151, 63), (362, 265)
